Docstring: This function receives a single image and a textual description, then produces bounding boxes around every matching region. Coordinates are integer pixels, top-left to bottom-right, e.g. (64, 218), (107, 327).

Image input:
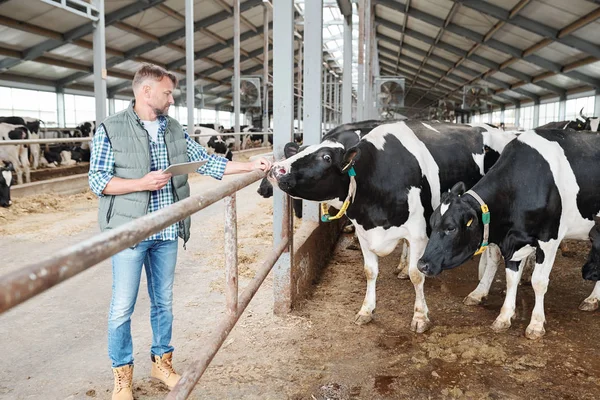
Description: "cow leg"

(465, 244), (501, 306)
(579, 281), (600, 312)
(354, 233), (379, 325)
(408, 238), (430, 333)
(491, 257), (527, 332)
(396, 240), (410, 280)
(526, 240), (560, 340)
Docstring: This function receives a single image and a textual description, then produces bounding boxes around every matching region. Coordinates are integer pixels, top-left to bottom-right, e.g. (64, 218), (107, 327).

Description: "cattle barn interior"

(1, 0), (600, 399)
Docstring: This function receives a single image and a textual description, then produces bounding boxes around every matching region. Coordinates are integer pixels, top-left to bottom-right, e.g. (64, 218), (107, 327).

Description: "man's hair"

(132, 64), (178, 93)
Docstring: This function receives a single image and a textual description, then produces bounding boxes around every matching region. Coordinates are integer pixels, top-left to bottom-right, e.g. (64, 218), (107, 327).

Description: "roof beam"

(376, 0), (600, 88)
(0, 0), (166, 72)
(56, 0), (264, 87)
(393, 0), (410, 74)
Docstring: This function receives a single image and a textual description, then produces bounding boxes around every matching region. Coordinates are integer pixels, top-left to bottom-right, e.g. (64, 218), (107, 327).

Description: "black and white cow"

(418, 128), (600, 339)
(0, 123), (31, 184)
(583, 217), (600, 284)
(0, 116), (42, 134)
(76, 121), (96, 137)
(268, 120), (515, 332)
(0, 162), (14, 207)
(257, 120), (387, 219)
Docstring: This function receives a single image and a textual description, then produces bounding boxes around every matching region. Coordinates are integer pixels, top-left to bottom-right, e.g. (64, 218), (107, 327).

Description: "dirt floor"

(1, 150), (599, 399)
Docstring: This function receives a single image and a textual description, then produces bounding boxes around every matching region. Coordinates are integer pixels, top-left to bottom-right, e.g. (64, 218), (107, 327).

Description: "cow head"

(268, 140), (357, 202)
(417, 182), (483, 276)
(0, 162), (14, 207)
(257, 142), (306, 199)
(582, 217), (600, 281)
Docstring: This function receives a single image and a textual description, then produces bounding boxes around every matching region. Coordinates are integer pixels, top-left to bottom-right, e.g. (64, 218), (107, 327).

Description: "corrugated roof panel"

(49, 43), (93, 64)
(211, 69), (232, 82)
(11, 60), (76, 80)
(111, 60), (144, 73)
(0, 0), (56, 20)
(532, 42), (588, 66)
(519, 83), (548, 95)
(574, 61), (600, 79)
(407, 16), (443, 40)
(412, 0), (453, 20)
(489, 70), (520, 85)
(374, 4), (405, 23)
(105, 27), (149, 52)
(432, 47), (461, 63)
(473, 46), (511, 64)
(451, 4), (497, 36)
(27, 8), (91, 34)
(210, 48), (232, 64)
(492, 24), (543, 51)
(452, 69), (474, 81)
(507, 60), (545, 77)
(405, 36), (434, 54)
(0, 26), (47, 48)
(128, 9), (183, 38)
(441, 31), (475, 52)
(518, 0), (595, 30)
(570, 20), (600, 46)
(141, 46), (183, 65)
(104, 0), (138, 14)
(541, 74), (582, 89)
(461, 59), (488, 74)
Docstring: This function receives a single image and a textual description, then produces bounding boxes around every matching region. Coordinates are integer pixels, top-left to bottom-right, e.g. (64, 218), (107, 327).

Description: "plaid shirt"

(89, 114), (229, 241)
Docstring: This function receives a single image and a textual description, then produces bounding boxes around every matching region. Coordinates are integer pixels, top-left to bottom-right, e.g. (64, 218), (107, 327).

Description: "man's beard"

(152, 104), (170, 116)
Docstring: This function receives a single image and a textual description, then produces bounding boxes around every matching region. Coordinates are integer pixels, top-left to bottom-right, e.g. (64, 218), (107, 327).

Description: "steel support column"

(92, 0), (107, 124)
(329, 71), (334, 129)
(334, 77), (340, 125)
(263, 3), (269, 137)
(515, 105), (520, 129)
(57, 89), (66, 127)
(186, 0), (195, 133)
(297, 36), (303, 131)
(357, 0), (364, 120)
(108, 97), (115, 115)
(272, 0), (294, 314)
(364, 0), (372, 120)
(559, 95), (566, 121)
(533, 101), (540, 128)
(342, 13), (353, 123)
(302, 0), (323, 221)
(595, 89), (600, 118)
(233, 0), (241, 149)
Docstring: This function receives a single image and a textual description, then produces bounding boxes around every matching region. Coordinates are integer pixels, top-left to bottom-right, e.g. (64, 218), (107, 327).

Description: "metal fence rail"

(0, 170), (265, 313)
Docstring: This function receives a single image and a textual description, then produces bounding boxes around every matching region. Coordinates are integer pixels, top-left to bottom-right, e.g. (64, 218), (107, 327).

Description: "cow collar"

(464, 189), (490, 256)
(321, 166), (357, 222)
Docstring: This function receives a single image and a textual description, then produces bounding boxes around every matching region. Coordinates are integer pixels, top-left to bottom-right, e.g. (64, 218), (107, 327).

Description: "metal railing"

(0, 170), (291, 399)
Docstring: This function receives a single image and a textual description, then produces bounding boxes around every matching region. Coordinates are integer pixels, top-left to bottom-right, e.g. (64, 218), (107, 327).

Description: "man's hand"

(251, 157), (272, 172)
(140, 170), (172, 191)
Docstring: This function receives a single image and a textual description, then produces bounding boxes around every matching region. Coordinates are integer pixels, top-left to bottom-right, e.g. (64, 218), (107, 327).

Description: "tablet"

(162, 160), (207, 175)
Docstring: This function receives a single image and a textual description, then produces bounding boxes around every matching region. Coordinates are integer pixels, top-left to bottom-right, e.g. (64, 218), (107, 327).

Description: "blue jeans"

(108, 240), (178, 368)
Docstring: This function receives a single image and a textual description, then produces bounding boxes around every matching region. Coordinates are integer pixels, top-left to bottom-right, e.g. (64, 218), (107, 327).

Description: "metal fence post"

(272, 0), (294, 314)
(224, 194), (238, 315)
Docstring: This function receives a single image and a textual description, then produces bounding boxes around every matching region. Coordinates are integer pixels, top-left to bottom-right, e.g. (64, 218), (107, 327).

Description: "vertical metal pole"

(273, 0), (294, 314)
(224, 195), (238, 315)
(500, 106), (505, 124)
(57, 89), (66, 128)
(595, 90), (600, 118)
(92, 0), (107, 124)
(263, 3), (269, 141)
(357, 0), (364, 121)
(108, 97), (115, 115)
(233, 0), (241, 150)
(334, 79), (340, 125)
(329, 72), (334, 129)
(533, 101), (540, 128)
(322, 66), (326, 131)
(296, 37), (303, 131)
(302, 0), (323, 222)
(342, 14), (353, 124)
(559, 95), (567, 120)
(186, 0), (195, 135)
(364, 0), (371, 120)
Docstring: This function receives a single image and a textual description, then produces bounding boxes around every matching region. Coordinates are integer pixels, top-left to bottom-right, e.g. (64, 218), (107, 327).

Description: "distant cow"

(76, 121), (96, 137)
(0, 162), (14, 207)
(418, 128), (600, 339)
(0, 123), (31, 184)
(0, 116), (42, 134)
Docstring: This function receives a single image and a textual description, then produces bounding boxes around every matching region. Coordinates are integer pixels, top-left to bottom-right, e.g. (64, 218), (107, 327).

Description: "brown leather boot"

(112, 364), (133, 400)
(150, 352), (181, 389)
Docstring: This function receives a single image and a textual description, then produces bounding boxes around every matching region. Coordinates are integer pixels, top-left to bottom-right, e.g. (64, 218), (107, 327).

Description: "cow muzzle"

(417, 259), (441, 277)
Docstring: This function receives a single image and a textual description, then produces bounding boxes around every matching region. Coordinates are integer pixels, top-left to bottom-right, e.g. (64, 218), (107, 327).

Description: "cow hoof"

(525, 325), (546, 340)
(491, 318), (511, 332)
(410, 318), (431, 334)
(354, 313), (373, 325)
(578, 298), (599, 312)
(396, 271), (410, 280)
(463, 294), (483, 306)
(343, 225), (355, 234)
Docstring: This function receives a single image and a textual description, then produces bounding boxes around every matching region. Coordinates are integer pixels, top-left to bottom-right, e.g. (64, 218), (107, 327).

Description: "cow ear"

(450, 181), (466, 196)
(464, 207), (478, 229)
(341, 147), (361, 173)
(5, 162), (14, 171)
(284, 142), (300, 158)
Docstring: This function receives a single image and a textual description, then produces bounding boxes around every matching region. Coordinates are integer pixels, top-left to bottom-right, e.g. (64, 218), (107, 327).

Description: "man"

(89, 64), (271, 400)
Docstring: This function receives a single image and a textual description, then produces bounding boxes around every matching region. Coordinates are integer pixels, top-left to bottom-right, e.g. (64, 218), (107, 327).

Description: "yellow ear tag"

(466, 218), (473, 227)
